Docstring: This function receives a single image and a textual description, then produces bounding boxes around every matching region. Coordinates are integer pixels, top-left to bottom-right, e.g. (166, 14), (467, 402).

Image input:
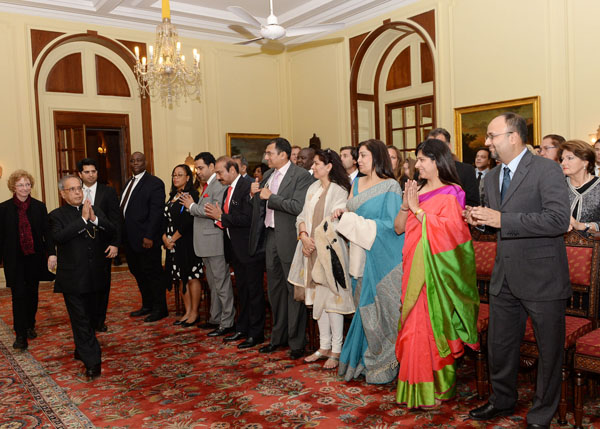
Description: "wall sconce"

(97, 144), (107, 154)
(590, 125), (600, 144)
(184, 152), (195, 169)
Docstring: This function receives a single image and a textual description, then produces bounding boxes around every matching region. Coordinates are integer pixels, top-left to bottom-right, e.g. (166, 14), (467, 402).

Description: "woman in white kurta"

(288, 149), (354, 369)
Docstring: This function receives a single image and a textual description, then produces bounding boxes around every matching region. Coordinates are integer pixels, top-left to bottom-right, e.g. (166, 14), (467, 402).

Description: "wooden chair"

(520, 230), (600, 424)
(471, 227), (497, 398)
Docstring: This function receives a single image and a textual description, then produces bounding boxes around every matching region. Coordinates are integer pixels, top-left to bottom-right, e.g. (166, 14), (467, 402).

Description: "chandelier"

(134, 0), (201, 108)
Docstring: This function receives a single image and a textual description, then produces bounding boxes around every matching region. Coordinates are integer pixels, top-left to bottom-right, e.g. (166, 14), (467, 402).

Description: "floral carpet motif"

(0, 271), (599, 428)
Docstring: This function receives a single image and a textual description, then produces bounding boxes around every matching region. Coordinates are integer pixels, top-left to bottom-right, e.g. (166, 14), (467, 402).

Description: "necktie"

(216, 186), (233, 229)
(265, 170), (281, 228)
(500, 166), (511, 202)
(201, 182), (208, 195)
(120, 177), (136, 214)
(476, 172), (482, 187)
(85, 188), (92, 203)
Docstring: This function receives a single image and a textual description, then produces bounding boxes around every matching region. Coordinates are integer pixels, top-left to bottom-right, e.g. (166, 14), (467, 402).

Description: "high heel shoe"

(173, 319), (188, 326)
(182, 316), (201, 327)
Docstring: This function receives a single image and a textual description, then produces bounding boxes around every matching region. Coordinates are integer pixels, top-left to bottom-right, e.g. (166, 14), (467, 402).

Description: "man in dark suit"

(428, 128), (480, 206)
(49, 175), (116, 380)
(466, 113), (571, 428)
(249, 137), (314, 359)
(232, 154), (253, 183)
(205, 156), (266, 348)
(121, 152), (167, 322)
(77, 158), (121, 332)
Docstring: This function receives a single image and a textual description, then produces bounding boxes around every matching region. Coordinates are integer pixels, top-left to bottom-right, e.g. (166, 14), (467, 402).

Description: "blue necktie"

(500, 166), (511, 202)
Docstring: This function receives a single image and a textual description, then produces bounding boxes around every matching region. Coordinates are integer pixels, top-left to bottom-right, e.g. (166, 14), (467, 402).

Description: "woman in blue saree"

(334, 139), (405, 384)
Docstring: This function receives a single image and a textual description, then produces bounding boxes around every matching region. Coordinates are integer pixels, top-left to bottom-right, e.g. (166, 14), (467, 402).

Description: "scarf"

(13, 195), (35, 255)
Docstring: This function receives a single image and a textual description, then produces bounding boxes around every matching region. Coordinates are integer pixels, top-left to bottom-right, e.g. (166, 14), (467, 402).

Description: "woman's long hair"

(169, 164), (195, 198)
(315, 149), (351, 193)
(387, 145), (403, 181)
(357, 139), (395, 180)
(415, 139), (461, 188)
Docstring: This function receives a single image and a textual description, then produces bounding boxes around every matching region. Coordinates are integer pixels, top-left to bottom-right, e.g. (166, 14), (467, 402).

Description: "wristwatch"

(584, 223), (591, 232)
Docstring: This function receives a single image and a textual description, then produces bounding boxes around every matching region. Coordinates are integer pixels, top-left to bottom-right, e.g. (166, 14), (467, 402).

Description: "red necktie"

(201, 182), (208, 195)
(216, 186), (232, 229)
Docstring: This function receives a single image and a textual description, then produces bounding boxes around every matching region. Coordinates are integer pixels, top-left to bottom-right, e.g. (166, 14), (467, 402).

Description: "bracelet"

(400, 206), (409, 212)
(298, 231), (308, 240)
(414, 208), (424, 217)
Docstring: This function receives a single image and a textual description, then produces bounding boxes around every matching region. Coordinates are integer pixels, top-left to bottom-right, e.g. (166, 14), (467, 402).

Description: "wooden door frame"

(54, 110), (131, 188)
(33, 30), (153, 201)
(385, 96), (435, 151)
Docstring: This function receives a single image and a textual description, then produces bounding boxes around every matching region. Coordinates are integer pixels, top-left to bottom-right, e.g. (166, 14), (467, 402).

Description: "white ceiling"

(0, 0), (416, 44)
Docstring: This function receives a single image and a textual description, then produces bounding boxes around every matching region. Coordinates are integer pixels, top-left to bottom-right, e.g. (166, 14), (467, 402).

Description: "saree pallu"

(338, 179), (405, 384)
(395, 185), (479, 408)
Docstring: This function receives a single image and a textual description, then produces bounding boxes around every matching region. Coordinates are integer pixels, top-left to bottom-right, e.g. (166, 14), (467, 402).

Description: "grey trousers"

(265, 229), (307, 350)
(203, 254), (235, 328)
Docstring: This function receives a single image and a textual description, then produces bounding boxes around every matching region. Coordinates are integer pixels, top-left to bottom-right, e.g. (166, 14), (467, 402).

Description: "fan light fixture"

(134, 0), (201, 108)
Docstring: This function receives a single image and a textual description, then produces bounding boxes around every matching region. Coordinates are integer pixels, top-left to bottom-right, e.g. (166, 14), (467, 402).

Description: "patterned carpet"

(1, 271), (599, 428)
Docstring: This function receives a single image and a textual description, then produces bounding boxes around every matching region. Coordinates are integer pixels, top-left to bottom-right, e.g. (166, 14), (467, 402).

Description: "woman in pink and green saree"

(394, 139), (480, 409)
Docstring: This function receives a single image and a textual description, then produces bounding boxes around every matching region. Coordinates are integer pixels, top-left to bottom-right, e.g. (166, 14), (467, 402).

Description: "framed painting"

(454, 96), (541, 164)
(226, 133), (279, 173)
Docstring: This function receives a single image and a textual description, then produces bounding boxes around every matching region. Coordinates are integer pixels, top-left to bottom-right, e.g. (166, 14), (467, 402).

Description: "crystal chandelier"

(134, 0), (201, 108)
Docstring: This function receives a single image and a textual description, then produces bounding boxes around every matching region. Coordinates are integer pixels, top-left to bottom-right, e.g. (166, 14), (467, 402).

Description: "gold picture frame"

(226, 133), (279, 172)
(454, 96), (541, 164)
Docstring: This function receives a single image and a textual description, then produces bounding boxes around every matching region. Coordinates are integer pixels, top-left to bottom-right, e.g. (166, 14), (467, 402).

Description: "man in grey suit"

(181, 152), (235, 337)
(249, 137), (314, 359)
(466, 113), (571, 429)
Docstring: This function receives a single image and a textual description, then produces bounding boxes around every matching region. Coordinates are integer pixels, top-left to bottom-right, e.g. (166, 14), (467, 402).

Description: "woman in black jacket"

(0, 170), (56, 350)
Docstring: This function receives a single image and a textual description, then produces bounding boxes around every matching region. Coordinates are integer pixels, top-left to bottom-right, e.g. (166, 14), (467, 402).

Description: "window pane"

(391, 108), (403, 128)
(406, 128), (417, 149)
(392, 130), (404, 147)
(421, 126), (432, 141)
(405, 106), (416, 127)
(420, 103), (433, 125)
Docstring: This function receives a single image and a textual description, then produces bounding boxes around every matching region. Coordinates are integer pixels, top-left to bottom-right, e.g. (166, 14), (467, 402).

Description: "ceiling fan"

(228, 0), (344, 45)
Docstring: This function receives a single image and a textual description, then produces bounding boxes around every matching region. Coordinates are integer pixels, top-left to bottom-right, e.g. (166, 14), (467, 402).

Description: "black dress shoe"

(527, 424), (549, 429)
(224, 331), (247, 342)
(144, 312), (168, 322)
(13, 335), (28, 350)
(259, 343), (280, 353)
(85, 364), (101, 380)
(469, 402), (514, 421)
(198, 322), (219, 330)
(290, 348), (305, 360)
(130, 308), (152, 317)
(95, 323), (108, 333)
(238, 337), (264, 349)
(26, 328), (38, 339)
(207, 326), (235, 337)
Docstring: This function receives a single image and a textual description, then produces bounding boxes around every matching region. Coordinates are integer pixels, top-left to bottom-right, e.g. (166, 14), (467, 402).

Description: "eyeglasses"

(172, 173), (187, 178)
(64, 186), (83, 193)
(15, 183), (32, 188)
(485, 131), (514, 141)
(540, 145), (557, 152)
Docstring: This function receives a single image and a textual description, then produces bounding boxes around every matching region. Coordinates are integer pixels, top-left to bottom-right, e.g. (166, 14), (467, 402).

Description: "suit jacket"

(189, 177), (227, 258)
(484, 150), (571, 300)
(455, 160), (480, 207)
(49, 204), (116, 295)
(249, 162), (315, 262)
(122, 172), (165, 252)
(94, 183), (121, 248)
(0, 197), (54, 286)
(221, 176), (263, 264)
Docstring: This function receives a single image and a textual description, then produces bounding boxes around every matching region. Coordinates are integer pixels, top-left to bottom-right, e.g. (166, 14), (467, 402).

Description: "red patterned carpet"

(1, 271), (599, 428)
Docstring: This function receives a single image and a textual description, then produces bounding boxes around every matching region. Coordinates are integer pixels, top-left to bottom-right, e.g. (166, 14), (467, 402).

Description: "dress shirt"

(221, 174), (241, 237)
(189, 173), (217, 211)
(265, 160), (292, 228)
(475, 168), (490, 180)
(83, 182), (97, 205)
(595, 165), (600, 177)
(499, 148), (528, 193)
(348, 169), (359, 184)
(120, 171), (146, 215)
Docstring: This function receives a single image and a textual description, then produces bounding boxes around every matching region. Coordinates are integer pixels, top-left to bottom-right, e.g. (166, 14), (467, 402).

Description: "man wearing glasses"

(539, 134), (565, 163)
(49, 175), (117, 380)
(465, 113), (570, 429)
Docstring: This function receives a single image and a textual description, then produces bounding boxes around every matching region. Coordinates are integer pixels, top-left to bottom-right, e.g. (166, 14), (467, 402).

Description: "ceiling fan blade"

(227, 6), (262, 28)
(285, 23), (344, 38)
(235, 37), (265, 45)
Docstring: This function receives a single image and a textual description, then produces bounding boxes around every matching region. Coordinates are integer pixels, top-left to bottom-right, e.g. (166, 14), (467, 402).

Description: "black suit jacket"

(49, 204), (116, 294)
(122, 172), (165, 252)
(0, 197), (54, 286)
(221, 176), (263, 264)
(93, 183), (121, 248)
(455, 160), (480, 207)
